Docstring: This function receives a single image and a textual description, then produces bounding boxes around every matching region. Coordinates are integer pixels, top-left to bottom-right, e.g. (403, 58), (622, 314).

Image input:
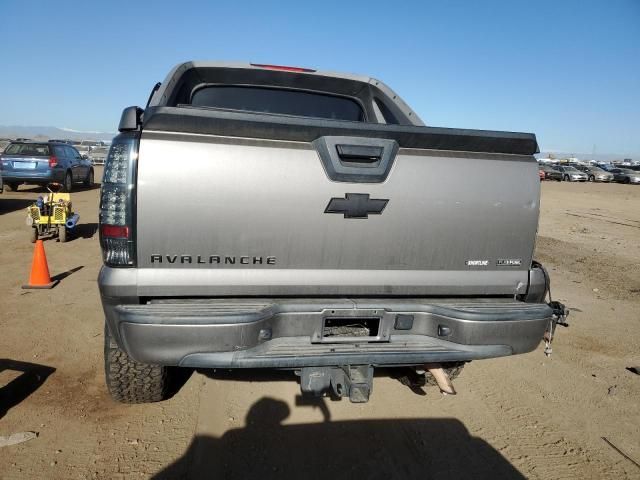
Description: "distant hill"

(0, 125), (115, 142)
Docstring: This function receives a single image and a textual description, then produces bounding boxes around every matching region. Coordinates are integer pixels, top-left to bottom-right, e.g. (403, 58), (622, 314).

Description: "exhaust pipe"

(65, 214), (80, 230)
(424, 364), (457, 395)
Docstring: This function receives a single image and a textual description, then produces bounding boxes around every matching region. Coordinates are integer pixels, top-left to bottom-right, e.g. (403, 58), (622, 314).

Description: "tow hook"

(544, 300), (569, 357)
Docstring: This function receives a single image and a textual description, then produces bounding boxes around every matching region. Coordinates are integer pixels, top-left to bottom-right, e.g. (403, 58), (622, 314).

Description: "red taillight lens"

(250, 63), (316, 73)
(49, 156), (58, 167)
(101, 224), (129, 238)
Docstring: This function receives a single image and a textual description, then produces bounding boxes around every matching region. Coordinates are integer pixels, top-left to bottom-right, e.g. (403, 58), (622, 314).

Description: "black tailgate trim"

(143, 106), (539, 155)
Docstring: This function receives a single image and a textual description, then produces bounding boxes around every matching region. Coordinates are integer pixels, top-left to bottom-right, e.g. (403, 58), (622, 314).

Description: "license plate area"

(324, 317), (379, 338)
(314, 309), (390, 343)
(14, 161), (36, 169)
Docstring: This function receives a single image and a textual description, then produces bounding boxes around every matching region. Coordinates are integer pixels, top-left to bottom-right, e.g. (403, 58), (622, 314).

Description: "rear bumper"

(2, 169), (64, 184)
(101, 295), (552, 368)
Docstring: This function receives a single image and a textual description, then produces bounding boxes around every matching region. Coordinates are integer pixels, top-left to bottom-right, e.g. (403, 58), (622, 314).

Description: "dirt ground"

(1, 170), (639, 479)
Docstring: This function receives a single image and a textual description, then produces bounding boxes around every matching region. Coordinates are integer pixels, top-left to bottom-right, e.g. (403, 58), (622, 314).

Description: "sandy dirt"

(0, 172), (639, 479)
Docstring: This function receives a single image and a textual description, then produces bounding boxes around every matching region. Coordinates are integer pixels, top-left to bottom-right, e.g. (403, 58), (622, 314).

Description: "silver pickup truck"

(99, 61), (565, 404)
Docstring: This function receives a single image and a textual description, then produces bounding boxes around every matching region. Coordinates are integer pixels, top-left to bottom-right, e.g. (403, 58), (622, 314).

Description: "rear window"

(190, 86), (365, 122)
(4, 143), (50, 156)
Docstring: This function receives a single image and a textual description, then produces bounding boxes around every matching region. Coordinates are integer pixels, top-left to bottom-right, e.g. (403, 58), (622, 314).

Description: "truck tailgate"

(135, 111), (540, 297)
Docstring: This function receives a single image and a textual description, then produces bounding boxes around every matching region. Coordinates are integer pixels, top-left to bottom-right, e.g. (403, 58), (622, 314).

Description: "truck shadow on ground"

(152, 397), (525, 480)
(201, 367), (434, 397)
(0, 359), (55, 420)
(70, 222), (98, 240)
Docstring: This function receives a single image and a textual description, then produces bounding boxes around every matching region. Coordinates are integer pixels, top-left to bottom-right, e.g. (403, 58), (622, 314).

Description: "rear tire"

(104, 323), (171, 403)
(62, 172), (73, 192)
(5, 182), (19, 191)
(83, 169), (94, 187)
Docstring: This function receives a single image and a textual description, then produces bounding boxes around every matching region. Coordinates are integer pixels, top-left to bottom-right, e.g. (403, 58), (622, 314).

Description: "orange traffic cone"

(22, 240), (59, 289)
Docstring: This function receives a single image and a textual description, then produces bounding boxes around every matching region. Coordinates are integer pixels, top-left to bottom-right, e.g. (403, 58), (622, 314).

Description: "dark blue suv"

(0, 141), (94, 192)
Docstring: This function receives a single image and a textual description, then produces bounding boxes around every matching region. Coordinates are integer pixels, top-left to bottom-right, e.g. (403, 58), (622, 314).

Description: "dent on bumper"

(102, 298), (552, 368)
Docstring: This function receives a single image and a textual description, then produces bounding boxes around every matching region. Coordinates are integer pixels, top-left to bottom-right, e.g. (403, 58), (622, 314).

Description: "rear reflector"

(250, 63), (316, 73)
(101, 224), (129, 238)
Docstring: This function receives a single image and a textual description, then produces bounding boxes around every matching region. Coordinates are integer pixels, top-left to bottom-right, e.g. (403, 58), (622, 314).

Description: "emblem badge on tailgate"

(325, 193), (389, 219)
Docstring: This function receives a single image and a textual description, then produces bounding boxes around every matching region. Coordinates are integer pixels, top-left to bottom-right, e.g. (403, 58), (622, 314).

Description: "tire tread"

(104, 325), (170, 403)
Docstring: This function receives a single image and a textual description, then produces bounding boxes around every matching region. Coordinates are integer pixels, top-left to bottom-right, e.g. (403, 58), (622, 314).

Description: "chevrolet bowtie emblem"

(325, 193), (389, 219)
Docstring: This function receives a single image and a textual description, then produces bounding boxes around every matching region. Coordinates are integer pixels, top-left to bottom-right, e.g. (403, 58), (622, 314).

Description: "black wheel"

(83, 168), (94, 187)
(62, 171), (73, 192)
(556, 177), (562, 182)
(624, 178), (630, 184)
(59, 226), (68, 243)
(5, 182), (19, 191)
(589, 175), (595, 182)
(104, 323), (171, 403)
(30, 227), (38, 243)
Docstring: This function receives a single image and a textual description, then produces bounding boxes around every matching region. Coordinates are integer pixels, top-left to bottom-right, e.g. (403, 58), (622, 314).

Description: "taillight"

(49, 156), (58, 167)
(100, 225), (129, 238)
(99, 133), (138, 266)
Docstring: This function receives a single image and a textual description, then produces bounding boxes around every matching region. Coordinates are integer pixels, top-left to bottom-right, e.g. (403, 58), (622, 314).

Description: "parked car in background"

(574, 165), (614, 182)
(75, 145), (92, 157)
(539, 165), (563, 181)
(553, 165), (588, 182)
(0, 141), (94, 191)
(88, 146), (109, 165)
(610, 168), (640, 185)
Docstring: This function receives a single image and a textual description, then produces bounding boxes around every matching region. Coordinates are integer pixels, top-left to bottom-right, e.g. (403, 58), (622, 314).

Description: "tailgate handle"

(313, 136), (399, 183)
(336, 144), (383, 163)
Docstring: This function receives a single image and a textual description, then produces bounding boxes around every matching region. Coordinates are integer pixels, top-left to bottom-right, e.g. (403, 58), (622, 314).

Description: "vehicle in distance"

(539, 164), (562, 181)
(88, 146), (109, 165)
(0, 141), (94, 192)
(552, 165), (588, 182)
(574, 165), (614, 182)
(610, 168), (640, 184)
(99, 61), (561, 404)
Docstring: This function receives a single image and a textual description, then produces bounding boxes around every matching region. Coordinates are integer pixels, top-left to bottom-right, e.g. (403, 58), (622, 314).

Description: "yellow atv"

(26, 183), (79, 243)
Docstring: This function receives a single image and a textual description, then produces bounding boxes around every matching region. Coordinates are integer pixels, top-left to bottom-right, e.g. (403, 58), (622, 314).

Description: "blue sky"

(0, 0), (638, 155)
